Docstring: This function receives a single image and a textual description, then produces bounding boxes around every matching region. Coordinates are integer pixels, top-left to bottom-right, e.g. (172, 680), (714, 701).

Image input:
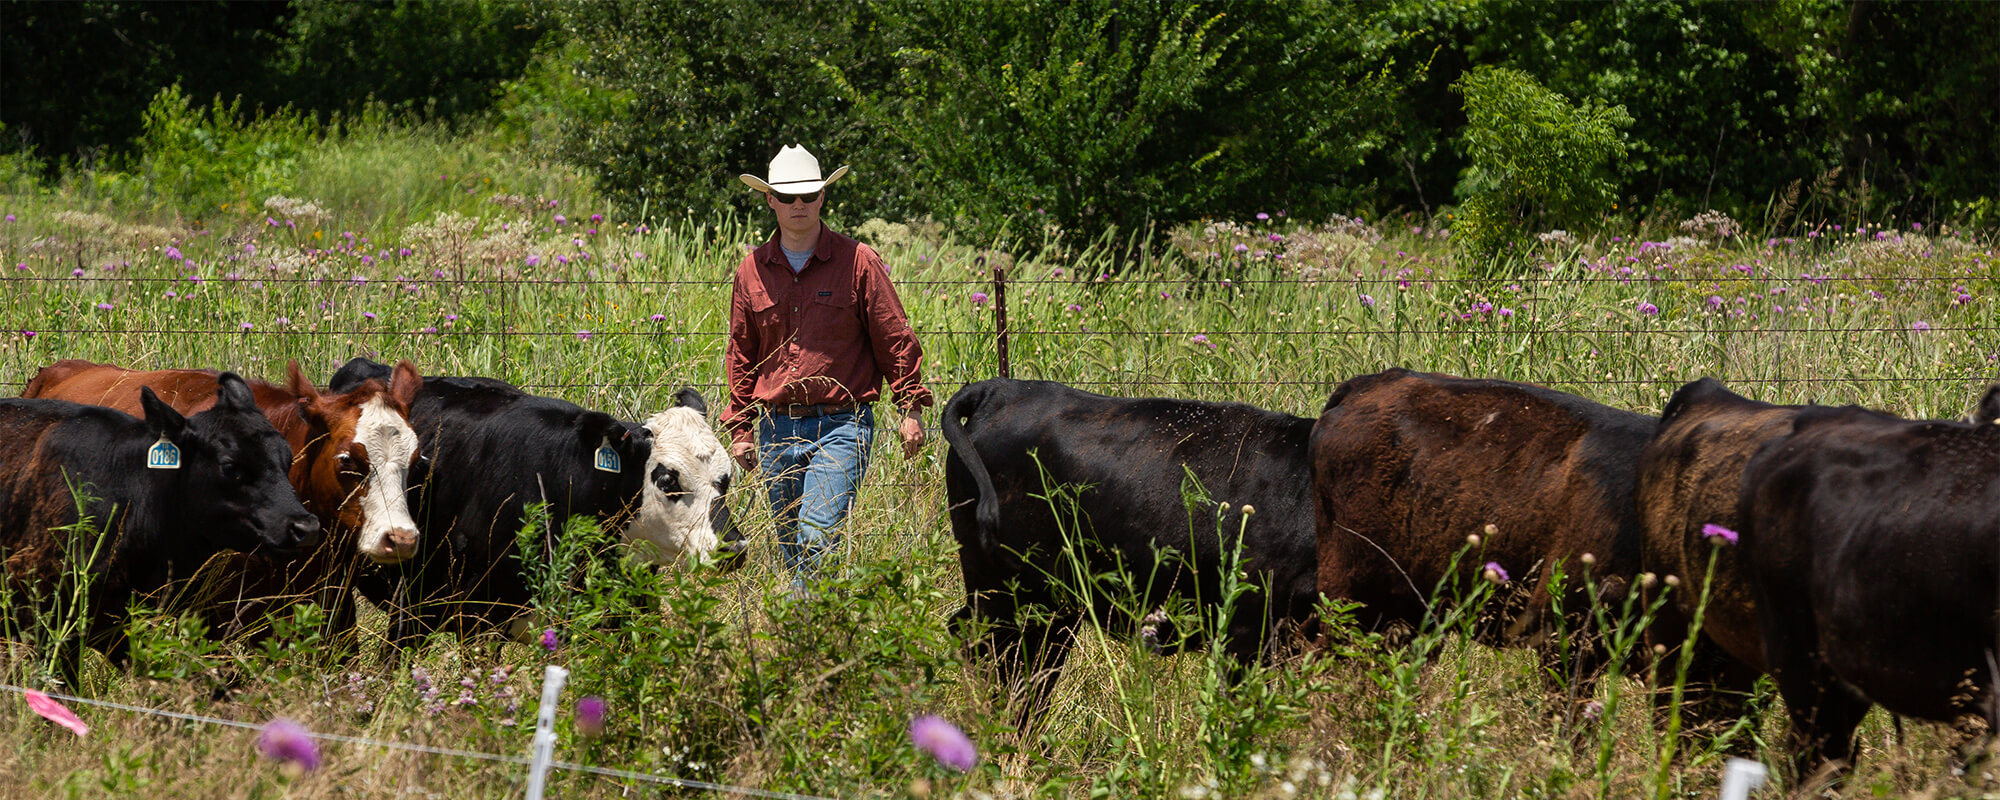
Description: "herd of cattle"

(941, 369), (2000, 776)
(3, 356), (1996, 776)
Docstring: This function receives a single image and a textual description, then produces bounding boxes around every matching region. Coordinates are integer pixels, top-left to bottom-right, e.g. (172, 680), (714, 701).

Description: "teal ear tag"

(147, 437), (182, 470)
(593, 438), (621, 473)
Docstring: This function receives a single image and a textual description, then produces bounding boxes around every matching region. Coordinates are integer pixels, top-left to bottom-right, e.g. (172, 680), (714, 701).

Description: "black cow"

(1741, 395), (2000, 775)
(941, 378), (1318, 722)
(331, 358), (740, 644)
(1312, 369), (1655, 677)
(0, 373), (319, 679)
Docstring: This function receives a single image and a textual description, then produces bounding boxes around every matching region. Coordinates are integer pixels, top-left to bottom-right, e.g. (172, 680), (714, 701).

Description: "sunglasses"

(770, 190), (822, 205)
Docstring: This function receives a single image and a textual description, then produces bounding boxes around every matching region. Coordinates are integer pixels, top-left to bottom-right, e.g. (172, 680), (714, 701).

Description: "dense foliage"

(3, 0), (1995, 240)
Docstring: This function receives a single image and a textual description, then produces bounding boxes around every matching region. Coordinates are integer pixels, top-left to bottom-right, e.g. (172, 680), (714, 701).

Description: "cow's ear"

(1976, 383), (2000, 425)
(673, 387), (708, 416)
(576, 410), (625, 443)
(215, 372), (258, 414)
(286, 360), (323, 408)
(388, 359), (422, 411)
(139, 386), (189, 441)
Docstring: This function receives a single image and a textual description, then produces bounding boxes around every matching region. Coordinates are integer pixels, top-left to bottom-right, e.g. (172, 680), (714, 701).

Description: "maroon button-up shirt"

(722, 226), (933, 446)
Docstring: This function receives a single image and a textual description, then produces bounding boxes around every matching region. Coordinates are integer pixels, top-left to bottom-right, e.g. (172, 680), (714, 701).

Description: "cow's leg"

(952, 593), (1080, 730)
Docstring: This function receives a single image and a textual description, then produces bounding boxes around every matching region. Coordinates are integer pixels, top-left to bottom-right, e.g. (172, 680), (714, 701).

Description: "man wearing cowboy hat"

(723, 144), (932, 590)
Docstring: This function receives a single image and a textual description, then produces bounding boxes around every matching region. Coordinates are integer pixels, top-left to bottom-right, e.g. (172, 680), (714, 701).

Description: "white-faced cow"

(1740, 394), (2000, 775)
(941, 378), (1318, 723)
(330, 358), (742, 644)
(0, 373), (319, 680)
(1312, 368), (1655, 677)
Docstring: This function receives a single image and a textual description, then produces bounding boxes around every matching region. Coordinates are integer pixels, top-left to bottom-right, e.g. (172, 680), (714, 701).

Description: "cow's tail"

(940, 381), (1003, 556)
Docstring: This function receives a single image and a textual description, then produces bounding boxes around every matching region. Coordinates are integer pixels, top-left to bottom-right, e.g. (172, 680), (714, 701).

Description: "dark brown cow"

(1636, 378), (1802, 712)
(22, 358), (422, 640)
(1313, 368), (1655, 669)
(1742, 396), (2000, 775)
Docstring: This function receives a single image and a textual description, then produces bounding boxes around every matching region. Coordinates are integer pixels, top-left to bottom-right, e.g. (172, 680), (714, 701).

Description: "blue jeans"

(758, 406), (875, 580)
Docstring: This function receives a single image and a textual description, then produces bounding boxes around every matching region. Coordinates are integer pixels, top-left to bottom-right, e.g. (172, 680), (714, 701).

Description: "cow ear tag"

(593, 437), (621, 473)
(146, 436), (182, 470)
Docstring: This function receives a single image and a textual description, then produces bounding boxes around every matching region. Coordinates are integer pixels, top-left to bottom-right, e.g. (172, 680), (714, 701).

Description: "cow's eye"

(651, 463), (685, 498)
(218, 460), (242, 481)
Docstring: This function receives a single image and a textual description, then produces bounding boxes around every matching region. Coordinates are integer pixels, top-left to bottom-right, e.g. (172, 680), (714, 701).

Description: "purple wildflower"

(20, 330), (35, 339)
(274, 317), (291, 327)
(1482, 561), (1510, 584)
(1255, 212), (1269, 221)
(525, 254), (541, 267)
(553, 214), (567, 226)
(95, 303), (113, 311)
(257, 718), (321, 772)
(1359, 294), (1376, 308)
(590, 213), (604, 223)
(649, 313), (667, 322)
(1701, 524), (1739, 546)
(1497, 307), (1514, 318)
(164, 246), (183, 261)
(362, 311), (377, 321)
(575, 696), (606, 738)
(240, 322), (253, 332)
(1912, 321), (1932, 332)
(576, 330), (593, 341)
(1191, 334), (1215, 350)
(1065, 304), (1082, 312)
(541, 628), (559, 652)
(970, 291), (989, 305)
(909, 714), (977, 772)
(1636, 301), (1660, 316)
(1232, 243), (1249, 254)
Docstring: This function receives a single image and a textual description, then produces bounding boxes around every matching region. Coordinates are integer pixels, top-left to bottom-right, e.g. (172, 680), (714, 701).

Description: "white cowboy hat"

(739, 144), (849, 195)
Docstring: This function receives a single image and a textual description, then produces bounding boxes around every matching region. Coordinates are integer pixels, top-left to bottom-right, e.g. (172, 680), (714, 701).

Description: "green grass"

(0, 137), (1997, 799)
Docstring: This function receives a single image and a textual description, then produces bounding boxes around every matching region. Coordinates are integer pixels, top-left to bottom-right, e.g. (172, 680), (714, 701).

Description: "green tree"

(1453, 66), (1631, 254)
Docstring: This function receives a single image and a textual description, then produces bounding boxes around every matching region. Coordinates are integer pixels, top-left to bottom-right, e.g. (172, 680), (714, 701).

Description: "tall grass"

(0, 124), (1995, 798)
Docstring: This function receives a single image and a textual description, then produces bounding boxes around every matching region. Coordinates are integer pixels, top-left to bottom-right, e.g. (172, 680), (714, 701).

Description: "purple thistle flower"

(274, 317), (291, 327)
(576, 330), (593, 341)
(163, 291), (176, 299)
(20, 330), (35, 339)
(1701, 524), (1739, 546)
(649, 314), (666, 322)
(575, 696), (606, 738)
(1255, 212), (1269, 221)
(1636, 300), (1660, 316)
(257, 718), (321, 772)
(3, 214), (13, 222)
(1912, 321), (1932, 331)
(445, 314), (459, 322)
(1359, 294), (1376, 308)
(362, 311), (377, 320)
(590, 213), (604, 223)
(541, 628), (559, 652)
(1191, 334), (1214, 350)
(1497, 307), (1514, 318)
(1232, 243), (1249, 253)
(909, 714), (977, 772)
(553, 214), (567, 226)
(95, 302), (113, 311)
(164, 246), (183, 261)
(970, 291), (989, 305)
(1065, 303), (1082, 312)
(525, 254), (541, 267)
(240, 322), (253, 332)
(1482, 561), (1510, 584)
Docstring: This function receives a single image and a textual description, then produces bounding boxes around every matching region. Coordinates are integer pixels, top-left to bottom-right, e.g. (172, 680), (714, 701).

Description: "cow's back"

(1312, 368), (1656, 641)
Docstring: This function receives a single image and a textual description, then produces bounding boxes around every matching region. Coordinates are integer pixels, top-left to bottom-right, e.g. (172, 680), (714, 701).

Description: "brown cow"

(1636, 378), (1801, 712)
(1313, 368), (1655, 675)
(22, 359), (422, 640)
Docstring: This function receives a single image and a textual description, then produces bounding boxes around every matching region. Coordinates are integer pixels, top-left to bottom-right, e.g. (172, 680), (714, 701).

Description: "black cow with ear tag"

(331, 358), (731, 645)
(0, 372), (316, 681)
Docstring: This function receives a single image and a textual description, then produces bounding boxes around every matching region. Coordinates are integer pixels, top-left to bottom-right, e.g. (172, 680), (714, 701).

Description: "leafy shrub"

(1453, 66), (1631, 256)
(137, 84), (317, 220)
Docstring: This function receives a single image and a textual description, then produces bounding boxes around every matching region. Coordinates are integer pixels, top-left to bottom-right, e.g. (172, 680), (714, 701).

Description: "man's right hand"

(731, 441), (757, 472)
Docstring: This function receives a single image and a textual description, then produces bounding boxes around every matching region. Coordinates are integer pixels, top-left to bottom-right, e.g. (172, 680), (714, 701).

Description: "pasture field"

(0, 139), (1996, 799)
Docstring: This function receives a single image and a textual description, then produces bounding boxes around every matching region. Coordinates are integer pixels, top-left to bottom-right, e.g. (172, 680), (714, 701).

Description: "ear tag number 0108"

(593, 438), (621, 473)
(147, 437), (182, 470)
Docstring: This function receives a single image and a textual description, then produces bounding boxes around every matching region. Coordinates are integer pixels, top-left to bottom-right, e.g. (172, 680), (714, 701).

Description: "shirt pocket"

(746, 291), (783, 340)
(804, 288), (862, 348)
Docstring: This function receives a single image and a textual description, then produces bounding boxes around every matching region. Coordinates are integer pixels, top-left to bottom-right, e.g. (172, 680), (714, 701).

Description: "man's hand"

(899, 411), (925, 457)
(731, 440), (757, 472)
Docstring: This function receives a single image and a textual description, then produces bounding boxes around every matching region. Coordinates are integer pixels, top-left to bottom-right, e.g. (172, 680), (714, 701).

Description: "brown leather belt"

(770, 401), (862, 418)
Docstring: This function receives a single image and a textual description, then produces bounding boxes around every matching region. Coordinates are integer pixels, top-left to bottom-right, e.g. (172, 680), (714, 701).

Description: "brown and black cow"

(1312, 368), (1655, 677)
(0, 373), (319, 682)
(942, 377), (1318, 725)
(23, 358), (422, 641)
(1635, 377), (1804, 718)
(1740, 395), (2000, 775)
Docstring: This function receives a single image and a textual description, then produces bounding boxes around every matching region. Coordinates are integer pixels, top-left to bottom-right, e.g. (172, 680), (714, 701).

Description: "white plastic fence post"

(525, 665), (570, 800)
(1718, 757), (1768, 800)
